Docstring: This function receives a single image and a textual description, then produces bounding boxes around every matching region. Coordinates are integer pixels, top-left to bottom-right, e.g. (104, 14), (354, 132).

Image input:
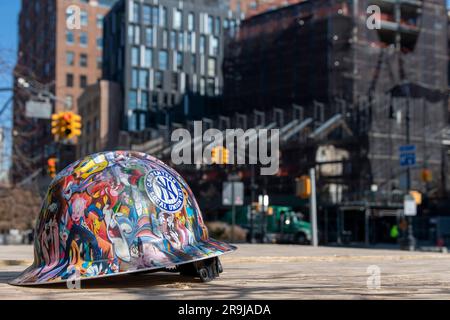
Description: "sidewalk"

(1, 244), (450, 299)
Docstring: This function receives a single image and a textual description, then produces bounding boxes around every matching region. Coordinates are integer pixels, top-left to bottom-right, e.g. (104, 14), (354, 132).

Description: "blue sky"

(0, 0), (19, 180)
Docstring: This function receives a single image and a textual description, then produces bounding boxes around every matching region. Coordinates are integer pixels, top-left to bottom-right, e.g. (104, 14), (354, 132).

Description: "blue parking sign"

(399, 145), (416, 167)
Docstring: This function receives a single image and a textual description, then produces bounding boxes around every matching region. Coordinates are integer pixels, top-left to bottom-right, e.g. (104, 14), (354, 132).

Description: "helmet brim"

(9, 238), (236, 286)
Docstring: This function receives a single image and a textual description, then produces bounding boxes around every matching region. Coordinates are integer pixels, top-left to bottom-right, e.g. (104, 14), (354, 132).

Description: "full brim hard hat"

(10, 151), (236, 286)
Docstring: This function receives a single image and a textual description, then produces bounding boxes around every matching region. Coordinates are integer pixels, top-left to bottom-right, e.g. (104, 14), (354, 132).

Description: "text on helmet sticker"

(145, 169), (185, 213)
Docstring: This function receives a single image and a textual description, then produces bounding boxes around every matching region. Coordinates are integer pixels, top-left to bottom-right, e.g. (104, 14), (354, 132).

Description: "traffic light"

(420, 169), (432, 183)
(211, 146), (229, 164)
(47, 157), (57, 178)
(296, 175), (311, 199)
(222, 147), (230, 164)
(51, 112), (82, 140)
(67, 112), (82, 139)
(211, 146), (219, 164)
(51, 113), (64, 139)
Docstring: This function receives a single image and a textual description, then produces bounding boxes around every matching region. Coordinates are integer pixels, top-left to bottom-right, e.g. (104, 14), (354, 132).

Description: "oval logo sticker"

(145, 170), (184, 213)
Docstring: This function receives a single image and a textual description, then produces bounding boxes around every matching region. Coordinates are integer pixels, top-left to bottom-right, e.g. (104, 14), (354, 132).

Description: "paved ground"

(1, 244), (450, 299)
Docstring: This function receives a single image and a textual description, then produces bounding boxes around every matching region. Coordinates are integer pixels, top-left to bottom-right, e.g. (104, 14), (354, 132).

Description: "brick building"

(12, 0), (117, 183)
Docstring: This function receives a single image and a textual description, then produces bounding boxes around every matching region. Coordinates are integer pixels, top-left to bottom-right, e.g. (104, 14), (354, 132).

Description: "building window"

(207, 77), (215, 96)
(143, 48), (152, 67)
(191, 54), (197, 73)
(152, 6), (159, 25)
(145, 27), (154, 46)
(158, 50), (168, 70)
(131, 68), (139, 88)
(173, 9), (182, 29)
(81, 10), (88, 26)
(128, 25), (140, 44)
(80, 75), (87, 88)
(208, 15), (214, 34)
(97, 56), (102, 69)
(172, 73), (179, 91)
(66, 74), (74, 87)
(152, 92), (158, 108)
(80, 53), (88, 67)
(176, 52), (183, 71)
(141, 91), (149, 110)
(200, 77), (205, 95)
(210, 36), (219, 56)
(66, 52), (75, 66)
(131, 47), (139, 66)
(96, 14), (103, 28)
(188, 12), (195, 31)
(215, 17), (221, 35)
(207, 58), (216, 77)
(139, 70), (149, 89)
(162, 30), (169, 49)
(66, 31), (74, 44)
(199, 35), (206, 54)
(170, 31), (177, 49)
(139, 114), (146, 130)
(130, 1), (139, 23)
(190, 32), (196, 53)
(143, 5), (151, 25)
(155, 71), (163, 89)
(129, 90), (138, 110)
(80, 32), (88, 47)
(179, 32), (184, 51)
(161, 7), (167, 27)
(97, 37), (103, 50)
(129, 113), (138, 132)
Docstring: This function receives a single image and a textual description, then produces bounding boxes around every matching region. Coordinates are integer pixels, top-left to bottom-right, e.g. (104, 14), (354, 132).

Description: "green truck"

(224, 205), (312, 244)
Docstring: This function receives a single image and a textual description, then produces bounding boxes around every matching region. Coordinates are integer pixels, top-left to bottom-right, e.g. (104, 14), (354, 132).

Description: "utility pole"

(310, 168), (318, 247)
(394, 0), (416, 251)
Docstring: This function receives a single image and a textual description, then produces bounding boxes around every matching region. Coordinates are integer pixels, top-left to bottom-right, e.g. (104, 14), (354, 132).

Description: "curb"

(0, 260), (31, 267)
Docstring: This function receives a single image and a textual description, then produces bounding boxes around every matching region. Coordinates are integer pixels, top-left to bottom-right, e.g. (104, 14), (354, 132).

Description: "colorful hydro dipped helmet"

(11, 151), (236, 285)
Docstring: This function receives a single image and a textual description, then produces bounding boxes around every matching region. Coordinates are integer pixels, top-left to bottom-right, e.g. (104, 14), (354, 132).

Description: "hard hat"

(10, 151), (236, 286)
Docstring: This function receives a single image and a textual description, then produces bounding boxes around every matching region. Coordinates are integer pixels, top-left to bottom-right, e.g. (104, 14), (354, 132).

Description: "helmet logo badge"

(145, 170), (184, 213)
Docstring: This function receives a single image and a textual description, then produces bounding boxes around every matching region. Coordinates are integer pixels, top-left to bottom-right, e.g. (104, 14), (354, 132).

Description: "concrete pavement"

(1, 244), (450, 299)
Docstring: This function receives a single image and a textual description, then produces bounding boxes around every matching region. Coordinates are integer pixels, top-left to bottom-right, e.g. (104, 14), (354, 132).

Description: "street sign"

(25, 100), (52, 119)
(222, 182), (244, 206)
(399, 145), (416, 167)
(404, 194), (417, 216)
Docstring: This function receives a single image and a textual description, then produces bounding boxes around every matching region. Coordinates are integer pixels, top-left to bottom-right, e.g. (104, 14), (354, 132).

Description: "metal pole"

(365, 205), (370, 246)
(310, 168), (318, 247)
(250, 164), (255, 243)
(231, 181), (235, 243)
(405, 85), (415, 251)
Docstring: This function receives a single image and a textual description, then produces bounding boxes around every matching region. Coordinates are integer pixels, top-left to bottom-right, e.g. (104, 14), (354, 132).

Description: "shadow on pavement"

(0, 271), (22, 284)
(1, 270), (201, 289)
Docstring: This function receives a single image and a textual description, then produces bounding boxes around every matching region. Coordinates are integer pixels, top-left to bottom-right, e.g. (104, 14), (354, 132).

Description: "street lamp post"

(404, 84), (416, 251)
